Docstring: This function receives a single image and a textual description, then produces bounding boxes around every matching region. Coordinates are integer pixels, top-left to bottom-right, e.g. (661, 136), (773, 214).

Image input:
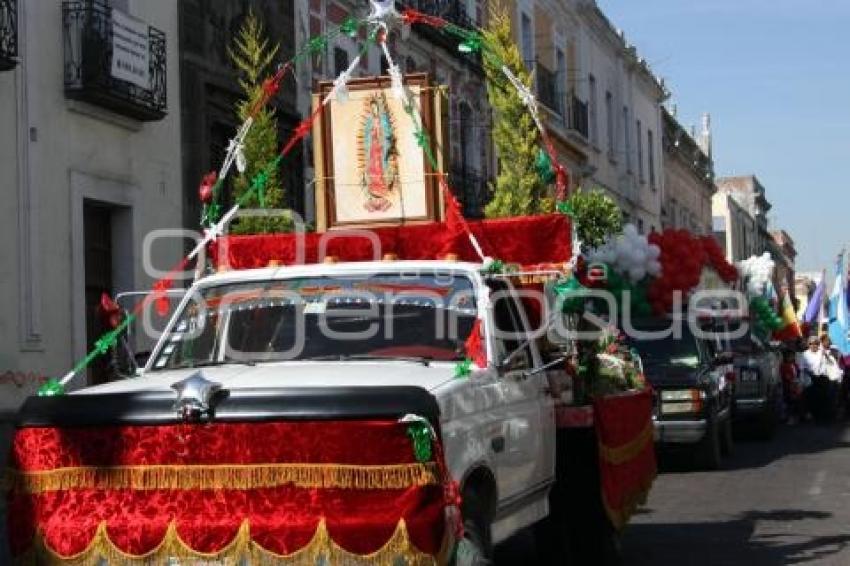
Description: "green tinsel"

(454, 358), (473, 379)
(37, 378), (65, 397)
(406, 422), (433, 463)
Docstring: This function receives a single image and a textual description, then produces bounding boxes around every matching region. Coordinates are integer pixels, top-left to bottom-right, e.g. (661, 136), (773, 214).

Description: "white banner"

(111, 9), (150, 90)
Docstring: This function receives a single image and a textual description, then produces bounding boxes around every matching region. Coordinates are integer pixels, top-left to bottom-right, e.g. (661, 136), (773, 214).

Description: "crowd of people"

(781, 334), (849, 424)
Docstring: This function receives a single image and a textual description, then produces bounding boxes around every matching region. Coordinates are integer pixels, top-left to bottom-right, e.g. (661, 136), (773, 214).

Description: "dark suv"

(723, 330), (782, 438)
(626, 318), (735, 470)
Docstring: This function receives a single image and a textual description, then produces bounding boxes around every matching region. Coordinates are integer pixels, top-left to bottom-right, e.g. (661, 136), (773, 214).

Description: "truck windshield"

(150, 273), (478, 370)
(624, 322), (706, 369)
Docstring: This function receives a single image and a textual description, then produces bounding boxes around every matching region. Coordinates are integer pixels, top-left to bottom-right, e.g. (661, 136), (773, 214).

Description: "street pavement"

(497, 421), (850, 565)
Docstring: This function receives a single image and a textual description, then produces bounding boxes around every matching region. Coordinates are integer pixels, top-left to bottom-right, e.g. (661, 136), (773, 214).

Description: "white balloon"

(647, 245), (661, 259)
(623, 224), (639, 238)
(648, 261), (662, 276)
(629, 266), (646, 282)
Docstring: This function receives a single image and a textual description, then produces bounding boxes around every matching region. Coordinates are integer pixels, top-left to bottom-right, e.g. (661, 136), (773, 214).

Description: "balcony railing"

(62, 0), (167, 121)
(535, 62), (562, 115)
(568, 93), (589, 139)
(396, 0), (481, 68)
(449, 167), (491, 219)
(0, 0), (18, 71)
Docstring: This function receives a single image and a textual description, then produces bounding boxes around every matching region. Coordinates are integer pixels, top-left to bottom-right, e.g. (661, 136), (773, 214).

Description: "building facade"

(712, 191), (759, 263)
(661, 108), (715, 234)
(771, 229), (797, 298)
(715, 175), (772, 257)
(0, 0), (183, 412)
(294, 0), (493, 220)
(179, 1), (301, 232)
(574, 0), (667, 234)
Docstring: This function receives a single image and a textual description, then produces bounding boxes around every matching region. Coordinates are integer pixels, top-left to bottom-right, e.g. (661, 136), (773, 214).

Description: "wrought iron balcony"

(0, 0), (18, 71)
(535, 62), (563, 116)
(568, 93), (589, 139)
(62, 0), (167, 121)
(396, 0), (481, 68)
(449, 167), (491, 219)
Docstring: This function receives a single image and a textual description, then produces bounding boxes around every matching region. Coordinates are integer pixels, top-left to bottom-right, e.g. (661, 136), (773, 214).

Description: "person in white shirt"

(801, 335), (840, 423)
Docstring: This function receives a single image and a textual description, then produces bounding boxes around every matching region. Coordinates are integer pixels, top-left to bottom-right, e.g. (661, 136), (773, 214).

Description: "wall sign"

(111, 9), (151, 90)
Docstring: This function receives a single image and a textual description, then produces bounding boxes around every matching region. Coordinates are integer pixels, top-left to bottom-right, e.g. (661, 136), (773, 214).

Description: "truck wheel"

(453, 490), (493, 566)
(696, 419), (722, 470)
(720, 414), (734, 456)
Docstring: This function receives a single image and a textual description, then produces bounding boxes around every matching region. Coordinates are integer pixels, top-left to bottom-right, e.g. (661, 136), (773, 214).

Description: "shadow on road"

(657, 421), (850, 473)
(622, 509), (850, 566)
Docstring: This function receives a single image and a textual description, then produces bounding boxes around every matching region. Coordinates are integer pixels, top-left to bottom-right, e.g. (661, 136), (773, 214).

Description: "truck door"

(488, 280), (554, 503)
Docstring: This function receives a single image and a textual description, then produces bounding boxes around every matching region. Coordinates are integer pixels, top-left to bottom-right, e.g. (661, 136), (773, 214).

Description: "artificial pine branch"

(227, 9), (290, 234)
(482, 3), (551, 218)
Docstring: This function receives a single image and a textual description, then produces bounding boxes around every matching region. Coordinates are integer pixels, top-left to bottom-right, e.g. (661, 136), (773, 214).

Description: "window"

(556, 48), (567, 115)
(647, 129), (656, 189)
(623, 106), (631, 171)
(636, 119), (644, 182)
(638, 218), (645, 234)
(713, 216), (727, 231)
(488, 280), (531, 370)
(605, 91), (614, 159)
(588, 75), (598, 145)
(521, 13), (534, 69)
(334, 47), (349, 77)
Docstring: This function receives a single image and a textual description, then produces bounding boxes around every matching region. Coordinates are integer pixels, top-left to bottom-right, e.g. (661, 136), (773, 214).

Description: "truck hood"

(74, 362), (457, 396)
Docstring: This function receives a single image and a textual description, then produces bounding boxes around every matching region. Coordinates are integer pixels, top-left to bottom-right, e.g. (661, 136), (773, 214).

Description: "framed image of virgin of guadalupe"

(313, 73), (444, 230)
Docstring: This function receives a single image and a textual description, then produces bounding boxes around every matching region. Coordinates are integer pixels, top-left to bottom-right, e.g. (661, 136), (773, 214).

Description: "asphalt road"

(497, 421), (850, 565)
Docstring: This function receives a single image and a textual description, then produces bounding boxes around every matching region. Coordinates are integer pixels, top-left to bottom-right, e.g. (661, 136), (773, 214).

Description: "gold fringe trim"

(597, 421), (654, 466)
(16, 518), (453, 566)
(4, 462), (440, 495)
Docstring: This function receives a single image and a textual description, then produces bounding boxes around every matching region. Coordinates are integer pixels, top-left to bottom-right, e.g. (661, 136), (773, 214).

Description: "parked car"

(626, 317), (735, 470)
(724, 330), (782, 438)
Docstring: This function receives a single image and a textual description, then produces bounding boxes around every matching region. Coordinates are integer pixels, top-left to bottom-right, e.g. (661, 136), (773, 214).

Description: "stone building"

(0, 0), (183, 412)
(661, 108), (715, 234)
(712, 191), (759, 263)
(771, 229), (797, 297)
(179, 0), (302, 231)
(571, 0), (667, 233)
(295, 0), (493, 219)
(715, 175), (772, 257)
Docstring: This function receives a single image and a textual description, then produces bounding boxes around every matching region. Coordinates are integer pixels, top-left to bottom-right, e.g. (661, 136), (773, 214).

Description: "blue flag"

(828, 251), (850, 354)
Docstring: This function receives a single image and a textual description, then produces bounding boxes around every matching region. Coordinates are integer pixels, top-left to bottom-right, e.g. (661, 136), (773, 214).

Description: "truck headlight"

(660, 389), (704, 415)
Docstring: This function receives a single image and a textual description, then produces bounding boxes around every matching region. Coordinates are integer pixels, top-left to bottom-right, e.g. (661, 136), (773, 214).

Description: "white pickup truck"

(40, 260), (560, 563)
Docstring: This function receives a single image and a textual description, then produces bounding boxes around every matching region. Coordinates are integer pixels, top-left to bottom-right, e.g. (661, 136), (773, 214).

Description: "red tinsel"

(401, 8), (449, 29)
(198, 171), (217, 204)
(464, 319), (487, 369)
(97, 293), (122, 330)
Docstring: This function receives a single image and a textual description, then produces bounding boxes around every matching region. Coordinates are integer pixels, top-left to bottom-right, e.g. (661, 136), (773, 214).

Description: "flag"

(827, 251), (850, 355)
(774, 291), (803, 341)
(802, 270), (826, 325)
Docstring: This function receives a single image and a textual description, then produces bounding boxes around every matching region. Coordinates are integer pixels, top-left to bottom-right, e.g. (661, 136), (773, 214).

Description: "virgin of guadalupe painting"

(315, 73), (440, 229)
(359, 94), (400, 212)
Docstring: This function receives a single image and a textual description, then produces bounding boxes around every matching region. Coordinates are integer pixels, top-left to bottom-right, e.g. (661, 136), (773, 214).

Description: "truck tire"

(452, 489), (493, 566)
(696, 417), (722, 470)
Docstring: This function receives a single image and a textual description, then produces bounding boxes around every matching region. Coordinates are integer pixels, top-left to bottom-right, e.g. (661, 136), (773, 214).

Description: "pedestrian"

(819, 334), (846, 417)
(780, 348), (805, 424)
(801, 335), (837, 423)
